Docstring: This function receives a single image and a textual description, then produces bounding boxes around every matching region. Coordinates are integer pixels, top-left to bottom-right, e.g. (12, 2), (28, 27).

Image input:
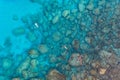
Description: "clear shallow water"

(0, 0), (40, 55)
(0, 0), (120, 80)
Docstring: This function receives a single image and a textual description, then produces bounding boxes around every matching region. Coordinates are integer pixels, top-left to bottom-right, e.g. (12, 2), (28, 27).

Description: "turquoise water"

(0, 0), (120, 80)
(0, 0), (40, 54)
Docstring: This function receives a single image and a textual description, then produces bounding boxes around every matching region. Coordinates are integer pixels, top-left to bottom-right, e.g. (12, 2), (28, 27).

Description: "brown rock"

(47, 69), (66, 80)
(108, 53), (118, 65)
(86, 76), (97, 80)
(99, 68), (106, 75)
(12, 78), (20, 80)
(28, 49), (39, 58)
(72, 74), (76, 80)
(91, 61), (101, 68)
(90, 70), (97, 75)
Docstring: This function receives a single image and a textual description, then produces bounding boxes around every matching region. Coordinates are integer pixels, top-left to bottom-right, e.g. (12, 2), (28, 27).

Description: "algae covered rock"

(12, 27), (25, 36)
(30, 59), (39, 69)
(69, 53), (83, 66)
(26, 32), (37, 42)
(12, 77), (20, 80)
(2, 58), (12, 69)
(62, 10), (70, 18)
(65, 30), (72, 37)
(52, 15), (59, 24)
(78, 3), (85, 12)
(99, 50), (112, 59)
(93, 8), (100, 15)
(17, 57), (31, 74)
(86, 2), (94, 11)
(46, 69), (66, 80)
(72, 39), (80, 50)
(21, 16), (28, 24)
(52, 31), (62, 42)
(38, 44), (49, 54)
(22, 69), (39, 79)
(28, 49), (39, 58)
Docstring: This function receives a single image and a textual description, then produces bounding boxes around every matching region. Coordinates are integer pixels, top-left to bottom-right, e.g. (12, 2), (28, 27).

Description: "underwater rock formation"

(0, 0), (120, 80)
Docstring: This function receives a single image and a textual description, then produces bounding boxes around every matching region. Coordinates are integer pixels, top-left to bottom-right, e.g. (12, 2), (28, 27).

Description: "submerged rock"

(65, 30), (72, 37)
(78, 3), (85, 12)
(12, 27), (25, 36)
(52, 31), (62, 42)
(86, 3), (94, 11)
(62, 10), (70, 18)
(72, 39), (80, 50)
(98, 0), (106, 6)
(29, 78), (43, 80)
(72, 75), (77, 80)
(91, 61), (101, 69)
(99, 50), (112, 59)
(26, 32), (37, 42)
(90, 69), (97, 76)
(99, 68), (106, 75)
(52, 15), (59, 24)
(2, 58), (12, 69)
(12, 77), (20, 80)
(93, 8), (100, 15)
(69, 53), (83, 66)
(17, 57), (31, 74)
(21, 16), (28, 24)
(1, 0), (119, 79)
(30, 59), (39, 67)
(28, 49), (39, 58)
(38, 44), (49, 54)
(46, 69), (66, 80)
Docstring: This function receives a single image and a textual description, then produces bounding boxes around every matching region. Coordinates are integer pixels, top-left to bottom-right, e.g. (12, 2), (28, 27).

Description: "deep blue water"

(0, 0), (120, 80)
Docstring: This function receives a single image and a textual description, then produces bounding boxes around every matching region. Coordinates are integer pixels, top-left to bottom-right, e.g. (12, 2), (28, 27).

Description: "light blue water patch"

(0, 0), (40, 55)
(0, 0), (40, 45)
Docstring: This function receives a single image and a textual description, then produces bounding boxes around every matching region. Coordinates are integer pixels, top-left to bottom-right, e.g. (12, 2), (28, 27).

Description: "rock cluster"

(0, 0), (120, 80)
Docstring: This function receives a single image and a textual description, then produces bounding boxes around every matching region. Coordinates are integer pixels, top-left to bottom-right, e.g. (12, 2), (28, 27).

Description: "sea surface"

(0, 0), (120, 80)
